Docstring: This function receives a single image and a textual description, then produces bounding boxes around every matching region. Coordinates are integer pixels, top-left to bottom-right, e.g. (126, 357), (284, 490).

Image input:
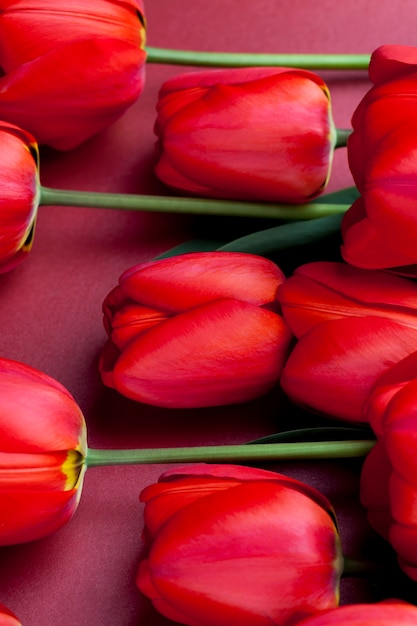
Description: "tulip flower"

(99, 251), (293, 408)
(341, 44), (417, 272)
(288, 600), (417, 626)
(360, 351), (417, 581)
(0, 355), (373, 546)
(153, 66), (342, 203)
(276, 261), (417, 421)
(0, 356), (87, 545)
(0, 1), (146, 150)
(0, 604), (22, 626)
(0, 122), (39, 274)
(137, 463), (343, 626)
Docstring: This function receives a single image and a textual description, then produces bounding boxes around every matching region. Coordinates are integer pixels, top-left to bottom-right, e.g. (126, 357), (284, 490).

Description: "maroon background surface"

(1, 1), (417, 624)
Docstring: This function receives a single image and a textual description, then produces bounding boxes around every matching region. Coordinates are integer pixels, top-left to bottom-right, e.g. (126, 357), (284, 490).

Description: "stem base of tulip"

(85, 440), (375, 468)
(145, 46), (370, 70)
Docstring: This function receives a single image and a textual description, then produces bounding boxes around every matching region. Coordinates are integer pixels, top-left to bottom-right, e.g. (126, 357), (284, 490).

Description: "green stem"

(343, 556), (380, 576)
(146, 46), (370, 70)
(85, 440), (375, 468)
(39, 187), (349, 221)
(335, 128), (351, 148)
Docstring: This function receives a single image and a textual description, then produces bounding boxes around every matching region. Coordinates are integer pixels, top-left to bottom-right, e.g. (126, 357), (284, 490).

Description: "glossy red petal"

(341, 199), (414, 270)
(112, 298), (291, 408)
(0, 357), (86, 454)
(0, 486), (81, 545)
(119, 252), (285, 313)
(0, 38), (146, 149)
(280, 316), (417, 422)
(369, 44), (417, 84)
(278, 261), (417, 337)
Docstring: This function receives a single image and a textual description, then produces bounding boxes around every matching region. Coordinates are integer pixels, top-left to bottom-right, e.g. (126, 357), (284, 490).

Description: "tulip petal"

(112, 298), (291, 408)
(278, 261), (417, 337)
(0, 38), (146, 149)
(0, 358), (86, 454)
(369, 44), (417, 84)
(118, 252), (285, 313)
(280, 316), (417, 422)
(0, 487), (81, 545)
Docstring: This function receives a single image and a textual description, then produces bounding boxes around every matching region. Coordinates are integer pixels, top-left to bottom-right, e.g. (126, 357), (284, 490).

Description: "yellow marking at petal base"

(62, 450), (85, 490)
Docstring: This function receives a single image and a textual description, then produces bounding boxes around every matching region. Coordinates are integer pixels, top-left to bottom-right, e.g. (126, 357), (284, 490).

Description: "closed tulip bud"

(0, 603), (22, 626)
(289, 600), (417, 626)
(99, 251), (293, 408)
(137, 464), (343, 626)
(0, 357), (87, 545)
(0, 122), (39, 273)
(154, 66), (336, 202)
(277, 262), (417, 421)
(0, 1), (147, 149)
(342, 45), (417, 272)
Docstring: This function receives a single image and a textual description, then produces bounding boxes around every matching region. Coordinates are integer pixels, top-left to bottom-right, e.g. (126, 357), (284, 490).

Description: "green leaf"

(247, 426), (375, 445)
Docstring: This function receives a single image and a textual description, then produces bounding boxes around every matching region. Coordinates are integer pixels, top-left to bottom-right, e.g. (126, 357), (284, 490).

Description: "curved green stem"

(85, 440), (375, 468)
(146, 46), (370, 70)
(39, 186), (349, 221)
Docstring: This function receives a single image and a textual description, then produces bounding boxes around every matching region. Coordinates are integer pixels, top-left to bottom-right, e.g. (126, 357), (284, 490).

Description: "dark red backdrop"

(1, 1), (417, 624)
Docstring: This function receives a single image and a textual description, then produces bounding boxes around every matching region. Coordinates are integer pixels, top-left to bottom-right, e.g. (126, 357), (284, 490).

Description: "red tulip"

(154, 66), (335, 202)
(137, 464), (343, 626)
(99, 252), (293, 408)
(276, 261), (417, 421)
(0, 603), (22, 626)
(0, 122), (39, 273)
(288, 600), (417, 625)
(342, 44), (417, 272)
(360, 351), (417, 580)
(0, 357), (87, 545)
(0, 1), (146, 149)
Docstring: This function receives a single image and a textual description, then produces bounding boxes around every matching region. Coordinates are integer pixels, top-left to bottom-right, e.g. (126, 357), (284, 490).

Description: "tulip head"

(99, 252), (293, 408)
(277, 261), (417, 421)
(342, 45), (417, 272)
(154, 66), (335, 202)
(0, 357), (87, 545)
(0, 122), (39, 273)
(0, 1), (147, 149)
(137, 464), (343, 626)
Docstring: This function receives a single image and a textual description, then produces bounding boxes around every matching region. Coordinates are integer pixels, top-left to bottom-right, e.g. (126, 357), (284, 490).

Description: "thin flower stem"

(146, 46), (370, 70)
(343, 556), (380, 576)
(39, 187), (349, 221)
(335, 128), (352, 148)
(85, 440), (375, 468)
